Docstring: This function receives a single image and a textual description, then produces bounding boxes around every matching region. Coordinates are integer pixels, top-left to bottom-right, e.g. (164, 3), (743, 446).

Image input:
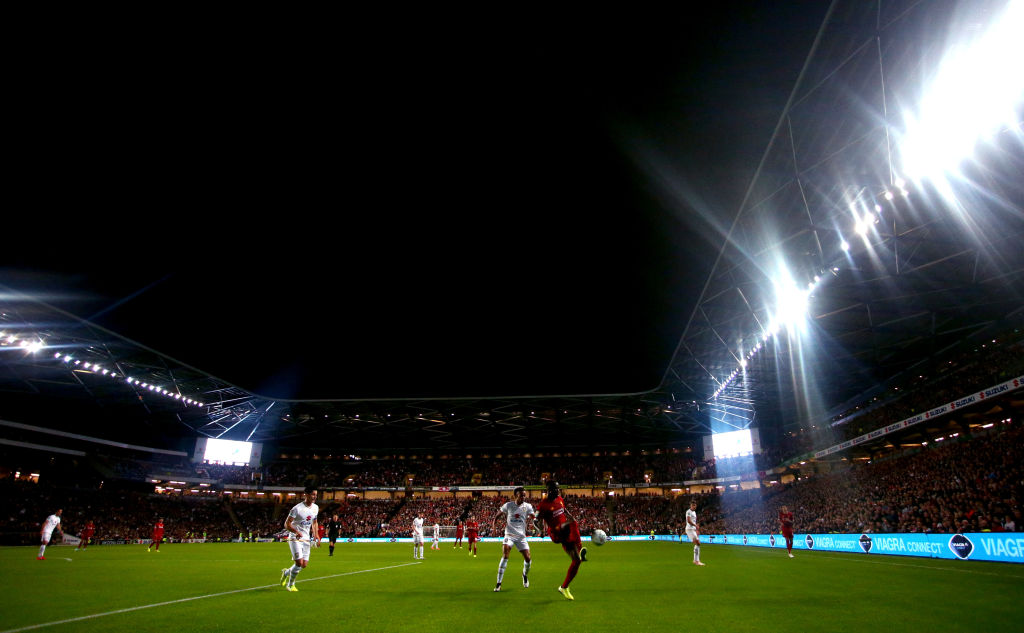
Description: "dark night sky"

(6, 4), (828, 400)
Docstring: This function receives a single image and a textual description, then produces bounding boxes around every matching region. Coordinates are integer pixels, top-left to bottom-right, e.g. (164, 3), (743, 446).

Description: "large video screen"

(202, 439), (253, 465)
(711, 429), (754, 459)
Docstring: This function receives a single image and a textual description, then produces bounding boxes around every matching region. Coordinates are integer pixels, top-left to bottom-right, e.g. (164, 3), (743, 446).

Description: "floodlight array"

(52, 352), (204, 408)
(0, 330), (46, 353)
(709, 172), (921, 403)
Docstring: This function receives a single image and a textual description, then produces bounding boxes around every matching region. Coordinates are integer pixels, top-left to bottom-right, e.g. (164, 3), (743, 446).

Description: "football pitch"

(1, 541), (1022, 633)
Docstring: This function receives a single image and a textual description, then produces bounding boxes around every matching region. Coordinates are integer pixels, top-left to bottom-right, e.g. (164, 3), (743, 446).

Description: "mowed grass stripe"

(0, 560), (422, 633)
(1, 542), (1021, 633)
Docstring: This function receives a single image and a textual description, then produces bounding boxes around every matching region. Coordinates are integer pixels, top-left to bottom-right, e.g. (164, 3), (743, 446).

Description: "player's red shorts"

(152, 532), (164, 541)
(467, 533), (478, 544)
(548, 521), (581, 546)
(782, 530), (794, 539)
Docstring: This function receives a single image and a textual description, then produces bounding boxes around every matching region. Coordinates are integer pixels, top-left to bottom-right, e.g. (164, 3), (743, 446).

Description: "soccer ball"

(591, 529), (607, 546)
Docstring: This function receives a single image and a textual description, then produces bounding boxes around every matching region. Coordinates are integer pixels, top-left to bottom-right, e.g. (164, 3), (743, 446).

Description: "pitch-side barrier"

(316, 533), (1024, 563)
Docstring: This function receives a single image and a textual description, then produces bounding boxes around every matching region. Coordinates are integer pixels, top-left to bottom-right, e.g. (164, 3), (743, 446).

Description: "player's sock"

(497, 557), (508, 585)
(523, 560), (531, 586)
(38, 545), (46, 558)
(329, 545), (334, 556)
(288, 567), (301, 587)
(694, 544), (700, 562)
(563, 559), (580, 588)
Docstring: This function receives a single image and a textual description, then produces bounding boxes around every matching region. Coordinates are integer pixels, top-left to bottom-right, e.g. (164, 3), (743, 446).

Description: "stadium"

(2, 1), (1023, 632)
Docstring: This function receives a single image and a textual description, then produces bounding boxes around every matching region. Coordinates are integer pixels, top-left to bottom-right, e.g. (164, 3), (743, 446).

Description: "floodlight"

(899, 0), (1024, 179)
(774, 281), (810, 329)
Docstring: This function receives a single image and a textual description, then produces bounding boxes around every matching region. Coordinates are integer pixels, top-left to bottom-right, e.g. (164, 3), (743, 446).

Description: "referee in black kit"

(326, 514), (341, 556)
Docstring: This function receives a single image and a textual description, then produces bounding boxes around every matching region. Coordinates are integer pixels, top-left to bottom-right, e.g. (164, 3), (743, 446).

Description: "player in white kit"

(686, 500), (705, 566)
(412, 515), (425, 559)
(279, 488), (320, 591)
(490, 486), (536, 591)
(38, 509), (63, 560)
(431, 522), (440, 550)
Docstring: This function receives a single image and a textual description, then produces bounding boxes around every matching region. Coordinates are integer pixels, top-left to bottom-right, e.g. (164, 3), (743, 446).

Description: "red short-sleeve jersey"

(466, 521), (479, 535)
(536, 495), (568, 532)
(779, 512), (794, 533)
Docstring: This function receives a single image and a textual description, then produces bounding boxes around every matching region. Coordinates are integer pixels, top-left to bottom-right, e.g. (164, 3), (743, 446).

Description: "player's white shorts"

(41, 530), (55, 544)
(503, 534), (530, 552)
(685, 529), (699, 541)
(413, 535), (424, 545)
(288, 538), (312, 561)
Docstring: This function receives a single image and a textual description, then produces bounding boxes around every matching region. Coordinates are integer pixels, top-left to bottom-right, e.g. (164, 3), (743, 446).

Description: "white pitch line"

(1, 561), (421, 633)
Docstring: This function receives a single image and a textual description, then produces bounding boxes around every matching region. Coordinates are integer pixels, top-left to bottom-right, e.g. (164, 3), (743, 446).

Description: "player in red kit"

(148, 518), (165, 552)
(317, 522), (326, 544)
(779, 505), (795, 558)
(536, 480), (587, 600)
(76, 520), (95, 551)
(466, 516), (480, 557)
(454, 521), (464, 549)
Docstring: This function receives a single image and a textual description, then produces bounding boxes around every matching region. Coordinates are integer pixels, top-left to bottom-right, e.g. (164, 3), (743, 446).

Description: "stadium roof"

(3, 0), (1022, 453)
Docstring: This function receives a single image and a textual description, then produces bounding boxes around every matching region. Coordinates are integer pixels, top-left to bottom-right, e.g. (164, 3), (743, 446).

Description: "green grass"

(1, 541), (1022, 633)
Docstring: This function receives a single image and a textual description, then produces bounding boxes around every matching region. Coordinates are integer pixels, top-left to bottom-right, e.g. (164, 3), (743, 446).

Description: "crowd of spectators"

(245, 453), (716, 490)
(388, 497), (466, 535)
(825, 335), (1024, 446)
(0, 482), (239, 543)
(4, 411), (1020, 546)
(702, 423), (1023, 535)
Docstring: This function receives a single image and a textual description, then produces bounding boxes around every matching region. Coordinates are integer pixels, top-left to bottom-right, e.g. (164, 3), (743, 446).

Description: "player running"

(76, 520), (95, 551)
(431, 521), (440, 550)
(280, 487), (320, 592)
(685, 500), (705, 566)
(779, 505), (795, 558)
(147, 518), (164, 552)
(38, 509), (63, 560)
(491, 486), (537, 592)
(412, 514), (425, 559)
(536, 481), (587, 600)
(466, 515), (480, 557)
